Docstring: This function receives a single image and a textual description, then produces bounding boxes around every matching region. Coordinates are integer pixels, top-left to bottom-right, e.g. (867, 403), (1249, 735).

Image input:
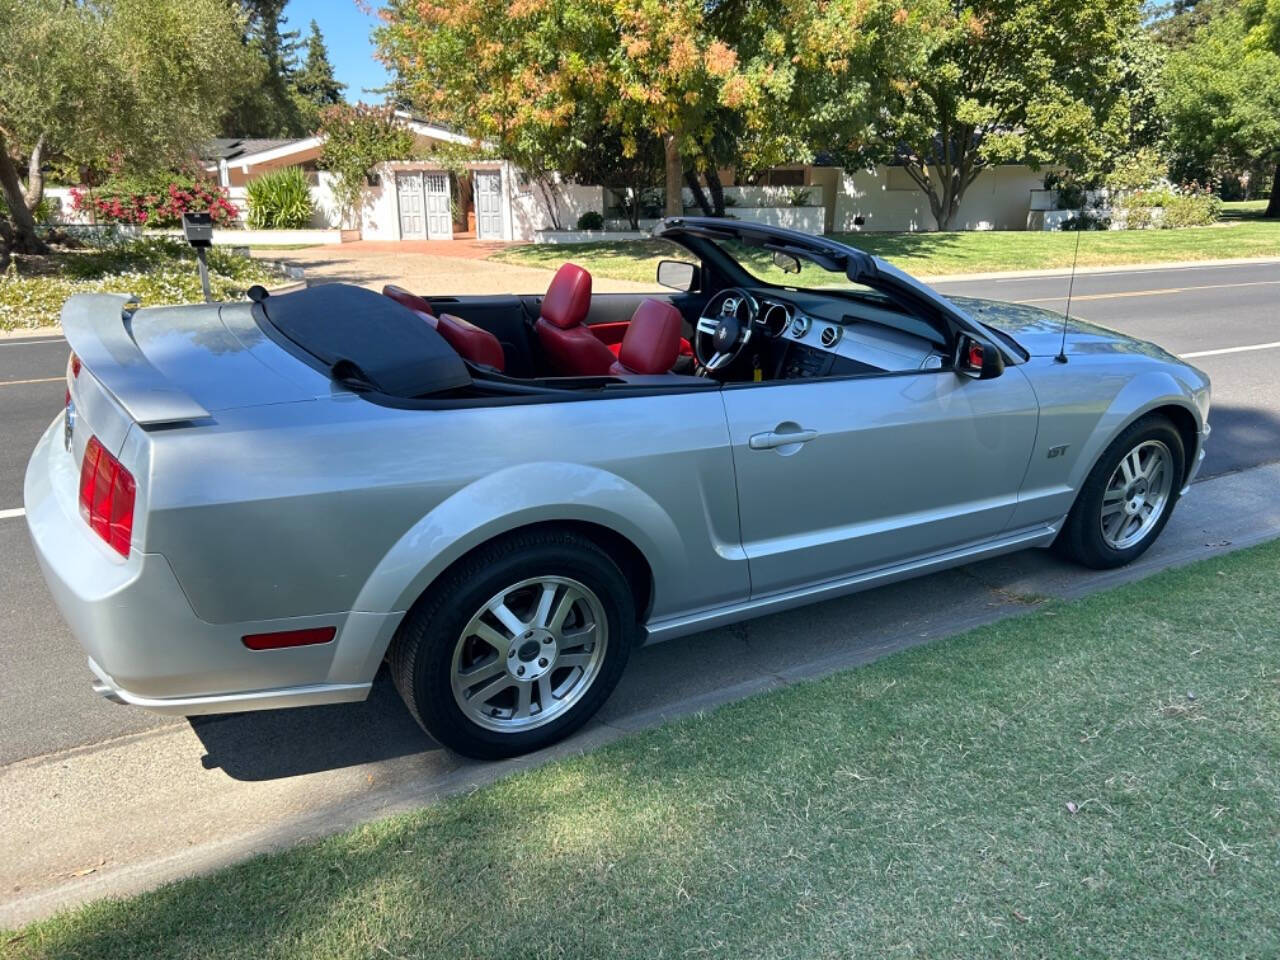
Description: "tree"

(816, 0), (1143, 230)
(221, 0), (306, 137)
(0, 0), (253, 262)
(1160, 0), (1280, 216)
(317, 104), (415, 230)
(293, 20), (347, 130)
(374, 0), (796, 220)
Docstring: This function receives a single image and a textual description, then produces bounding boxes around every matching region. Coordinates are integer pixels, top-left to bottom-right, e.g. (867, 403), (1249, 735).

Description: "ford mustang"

(25, 218), (1211, 758)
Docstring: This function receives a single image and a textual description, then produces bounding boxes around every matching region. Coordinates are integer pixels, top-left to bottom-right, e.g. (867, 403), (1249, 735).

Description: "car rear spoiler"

(61, 293), (211, 425)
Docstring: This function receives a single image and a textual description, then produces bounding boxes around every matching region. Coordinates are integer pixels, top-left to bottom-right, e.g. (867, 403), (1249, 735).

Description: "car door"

(721, 367), (1039, 598)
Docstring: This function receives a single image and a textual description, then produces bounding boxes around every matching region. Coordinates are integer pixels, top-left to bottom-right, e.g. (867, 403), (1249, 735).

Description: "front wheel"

(1056, 415), (1185, 569)
(390, 529), (635, 759)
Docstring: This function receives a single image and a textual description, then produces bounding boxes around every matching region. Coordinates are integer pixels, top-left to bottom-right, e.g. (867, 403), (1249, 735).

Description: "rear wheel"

(390, 529), (635, 759)
(1056, 415), (1185, 569)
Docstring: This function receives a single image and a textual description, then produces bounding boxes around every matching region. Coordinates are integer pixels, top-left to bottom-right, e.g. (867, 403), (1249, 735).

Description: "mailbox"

(181, 211), (214, 248)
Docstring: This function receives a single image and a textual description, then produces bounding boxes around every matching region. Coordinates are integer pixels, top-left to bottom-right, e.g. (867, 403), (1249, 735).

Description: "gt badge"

(1047, 443), (1069, 459)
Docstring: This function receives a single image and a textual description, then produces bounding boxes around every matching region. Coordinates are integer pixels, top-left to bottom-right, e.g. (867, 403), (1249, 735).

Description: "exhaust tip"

(91, 679), (126, 705)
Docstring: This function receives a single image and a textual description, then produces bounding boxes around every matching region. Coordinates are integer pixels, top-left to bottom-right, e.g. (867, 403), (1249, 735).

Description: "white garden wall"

(833, 164), (1054, 232)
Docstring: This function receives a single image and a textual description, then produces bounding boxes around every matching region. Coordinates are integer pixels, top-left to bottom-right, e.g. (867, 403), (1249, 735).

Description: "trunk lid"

(62, 294), (321, 437)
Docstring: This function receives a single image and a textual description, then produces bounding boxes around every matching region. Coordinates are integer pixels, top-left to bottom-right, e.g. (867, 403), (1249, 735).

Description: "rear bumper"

(24, 416), (394, 715)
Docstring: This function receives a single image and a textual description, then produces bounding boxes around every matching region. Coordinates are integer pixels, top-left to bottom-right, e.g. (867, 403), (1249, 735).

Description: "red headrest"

(383, 284), (434, 317)
(541, 263), (592, 329)
(615, 299), (683, 375)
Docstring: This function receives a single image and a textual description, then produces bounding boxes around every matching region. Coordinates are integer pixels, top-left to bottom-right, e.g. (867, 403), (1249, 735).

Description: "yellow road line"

(1014, 279), (1280, 304)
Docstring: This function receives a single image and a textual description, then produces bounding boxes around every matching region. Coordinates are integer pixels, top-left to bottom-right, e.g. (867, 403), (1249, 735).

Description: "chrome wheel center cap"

(508, 628), (557, 680)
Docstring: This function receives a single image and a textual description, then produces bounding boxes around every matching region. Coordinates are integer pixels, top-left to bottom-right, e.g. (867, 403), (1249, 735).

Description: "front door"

(424, 172), (452, 240)
(396, 173), (424, 239)
(474, 171), (503, 240)
(722, 370), (1039, 598)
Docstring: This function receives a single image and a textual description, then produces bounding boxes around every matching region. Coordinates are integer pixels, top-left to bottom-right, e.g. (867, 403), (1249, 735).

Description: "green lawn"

(1221, 199), (1273, 221)
(9, 540), (1280, 959)
(492, 218), (1280, 284)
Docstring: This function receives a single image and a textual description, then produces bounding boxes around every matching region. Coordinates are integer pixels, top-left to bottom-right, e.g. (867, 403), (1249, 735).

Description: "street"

(1, 258), (1278, 766)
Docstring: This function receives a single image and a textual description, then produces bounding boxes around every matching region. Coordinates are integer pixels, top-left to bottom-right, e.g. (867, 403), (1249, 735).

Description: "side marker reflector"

(242, 627), (337, 651)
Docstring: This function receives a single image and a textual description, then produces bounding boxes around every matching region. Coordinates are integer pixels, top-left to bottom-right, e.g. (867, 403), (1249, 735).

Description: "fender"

(348, 460), (690, 650)
(1011, 364), (1206, 531)
(1065, 370), (1205, 495)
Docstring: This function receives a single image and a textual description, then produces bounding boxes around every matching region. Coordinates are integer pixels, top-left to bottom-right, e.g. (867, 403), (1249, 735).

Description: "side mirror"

(955, 334), (1005, 380)
(772, 250), (802, 274)
(657, 259), (698, 292)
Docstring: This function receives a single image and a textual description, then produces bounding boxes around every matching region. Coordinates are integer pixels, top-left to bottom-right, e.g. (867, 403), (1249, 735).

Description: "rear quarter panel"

(142, 390), (745, 634)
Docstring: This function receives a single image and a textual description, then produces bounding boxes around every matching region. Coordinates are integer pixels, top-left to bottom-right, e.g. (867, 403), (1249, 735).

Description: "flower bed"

(0, 238), (281, 332)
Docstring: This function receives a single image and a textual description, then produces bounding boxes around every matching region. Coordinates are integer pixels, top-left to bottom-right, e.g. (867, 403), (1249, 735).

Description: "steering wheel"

(694, 287), (759, 373)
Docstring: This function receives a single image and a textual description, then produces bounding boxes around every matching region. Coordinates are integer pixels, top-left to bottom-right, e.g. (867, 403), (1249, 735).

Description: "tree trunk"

(706, 166), (725, 216)
(0, 132), (47, 254)
(663, 134), (683, 218)
(24, 136), (45, 211)
(1266, 156), (1280, 219)
(684, 168), (712, 215)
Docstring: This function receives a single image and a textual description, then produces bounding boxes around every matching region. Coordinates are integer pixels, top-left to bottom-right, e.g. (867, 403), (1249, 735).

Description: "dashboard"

(751, 291), (946, 381)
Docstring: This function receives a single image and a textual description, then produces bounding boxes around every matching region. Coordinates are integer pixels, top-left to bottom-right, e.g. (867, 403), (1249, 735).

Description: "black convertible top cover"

(254, 283), (471, 397)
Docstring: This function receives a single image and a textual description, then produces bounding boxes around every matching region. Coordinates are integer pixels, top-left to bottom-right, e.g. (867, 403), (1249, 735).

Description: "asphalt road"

(1, 258), (1277, 768)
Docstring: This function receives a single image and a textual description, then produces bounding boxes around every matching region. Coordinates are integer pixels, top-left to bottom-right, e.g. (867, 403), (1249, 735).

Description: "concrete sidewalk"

(5, 461), (1280, 928)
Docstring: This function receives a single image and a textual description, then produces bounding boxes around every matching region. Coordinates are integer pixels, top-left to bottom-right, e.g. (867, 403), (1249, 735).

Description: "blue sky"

(283, 0), (391, 100)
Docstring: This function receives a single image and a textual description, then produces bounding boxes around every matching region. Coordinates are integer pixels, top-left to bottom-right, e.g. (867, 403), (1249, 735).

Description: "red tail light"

(70, 352), (82, 378)
(78, 436), (136, 557)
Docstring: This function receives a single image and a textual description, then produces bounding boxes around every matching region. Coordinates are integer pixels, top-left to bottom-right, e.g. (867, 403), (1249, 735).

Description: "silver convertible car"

(25, 219), (1211, 758)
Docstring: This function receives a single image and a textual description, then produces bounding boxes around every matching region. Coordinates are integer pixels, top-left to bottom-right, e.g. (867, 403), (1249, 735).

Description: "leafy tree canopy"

(1160, 0), (1280, 212)
(0, 0), (253, 258)
(816, 0), (1143, 229)
(317, 103), (416, 228)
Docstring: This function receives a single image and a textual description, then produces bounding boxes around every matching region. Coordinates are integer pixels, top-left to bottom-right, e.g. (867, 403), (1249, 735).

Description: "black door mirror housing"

(955, 334), (1005, 380)
(656, 259), (699, 292)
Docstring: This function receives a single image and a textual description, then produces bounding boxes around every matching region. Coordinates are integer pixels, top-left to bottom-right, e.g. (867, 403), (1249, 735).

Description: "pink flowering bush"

(70, 174), (239, 228)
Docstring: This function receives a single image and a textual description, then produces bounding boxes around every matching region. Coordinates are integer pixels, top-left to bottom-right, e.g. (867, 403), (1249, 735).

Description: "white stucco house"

(43, 114), (1059, 243)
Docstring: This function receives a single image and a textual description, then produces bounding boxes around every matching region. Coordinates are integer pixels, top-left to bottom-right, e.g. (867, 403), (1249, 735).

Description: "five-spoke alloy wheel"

(391, 529), (635, 759)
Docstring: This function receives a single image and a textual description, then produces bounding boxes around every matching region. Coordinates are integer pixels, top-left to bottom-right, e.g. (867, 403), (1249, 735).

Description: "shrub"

(246, 167), (314, 229)
(70, 173), (238, 228)
(575, 210), (604, 231)
(1114, 182), (1220, 229)
(1163, 190), (1221, 228)
(788, 187), (815, 207)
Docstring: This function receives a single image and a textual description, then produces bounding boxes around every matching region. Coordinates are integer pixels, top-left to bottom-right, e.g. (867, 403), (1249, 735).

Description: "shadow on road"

(1197, 404), (1280, 478)
(189, 667), (436, 781)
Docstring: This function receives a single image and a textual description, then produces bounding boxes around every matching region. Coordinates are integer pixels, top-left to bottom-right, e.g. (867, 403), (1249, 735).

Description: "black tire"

(390, 528), (635, 759)
(1055, 414), (1185, 569)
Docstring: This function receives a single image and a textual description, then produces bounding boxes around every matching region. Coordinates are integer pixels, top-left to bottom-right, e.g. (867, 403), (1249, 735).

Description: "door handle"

(749, 428), (819, 450)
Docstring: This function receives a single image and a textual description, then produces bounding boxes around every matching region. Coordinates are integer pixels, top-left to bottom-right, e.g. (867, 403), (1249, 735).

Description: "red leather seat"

(534, 263), (615, 376)
(608, 299), (684, 376)
(382, 285), (505, 372)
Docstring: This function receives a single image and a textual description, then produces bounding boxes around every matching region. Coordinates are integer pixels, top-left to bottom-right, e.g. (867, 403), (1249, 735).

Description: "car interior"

(252, 226), (1002, 407)
(375, 233), (972, 400)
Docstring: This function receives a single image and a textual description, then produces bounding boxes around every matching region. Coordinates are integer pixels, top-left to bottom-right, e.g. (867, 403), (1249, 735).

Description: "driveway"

(255, 239), (661, 295)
